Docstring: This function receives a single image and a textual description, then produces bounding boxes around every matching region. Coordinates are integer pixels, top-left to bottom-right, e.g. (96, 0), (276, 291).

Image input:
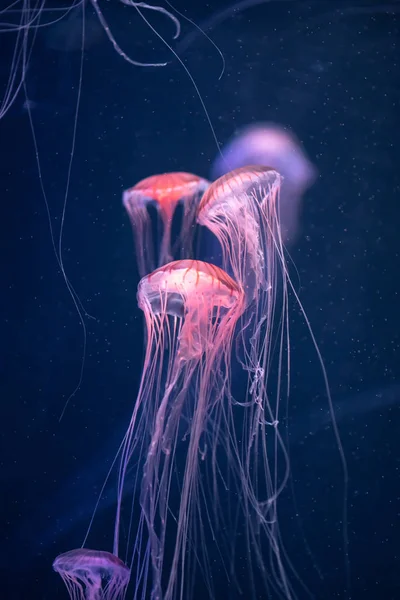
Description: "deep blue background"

(1, 1), (399, 598)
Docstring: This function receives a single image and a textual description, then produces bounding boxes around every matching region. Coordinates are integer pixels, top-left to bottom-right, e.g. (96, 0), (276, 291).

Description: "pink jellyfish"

(197, 166), (294, 598)
(198, 163), (348, 598)
(123, 172), (210, 277)
(53, 548), (130, 600)
(113, 259), (244, 600)
(211, 123), (317, 244)
(198, 165), (284, 305)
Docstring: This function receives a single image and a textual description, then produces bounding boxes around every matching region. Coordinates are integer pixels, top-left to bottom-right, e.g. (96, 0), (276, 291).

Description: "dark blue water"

(1, 1), (399, 598)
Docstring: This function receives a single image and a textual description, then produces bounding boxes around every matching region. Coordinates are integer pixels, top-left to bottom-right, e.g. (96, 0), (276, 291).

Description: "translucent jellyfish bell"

(53, 548), (130, 600)
(123, 172), (210, 277)
(198, 165), (283, 304)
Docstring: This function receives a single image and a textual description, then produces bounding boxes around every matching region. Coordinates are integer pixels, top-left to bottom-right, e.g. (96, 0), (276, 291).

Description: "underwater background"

(1, 1), (399, 598)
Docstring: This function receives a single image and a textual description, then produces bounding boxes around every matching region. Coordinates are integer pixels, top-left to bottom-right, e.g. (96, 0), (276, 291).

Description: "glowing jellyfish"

(211, 123), (317, 243)
(197, 165), (286, 417)
(198, 165), (283, 304)
(197, 165), (286, 416)
(198, 166), (293, 597)
(53, 548), (130, 600)
(123, 172), (210, 277)
(113, 259), (244, 600)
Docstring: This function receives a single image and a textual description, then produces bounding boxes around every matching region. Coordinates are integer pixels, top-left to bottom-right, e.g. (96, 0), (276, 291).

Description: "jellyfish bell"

(53, 548), (130, 600)
(211, 123), (317, 244)
(113, 259), (244, 600)
(198, 165), (283, 305)
(138, 258), (242, 359)
(123, 172), (210, 277)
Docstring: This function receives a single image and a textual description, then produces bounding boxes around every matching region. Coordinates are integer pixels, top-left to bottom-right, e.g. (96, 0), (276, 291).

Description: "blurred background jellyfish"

(123, 172), (209, 277)
(53, 548), (130, 600)
(211, 124), (317, 244)
(113, 260), (244, 599)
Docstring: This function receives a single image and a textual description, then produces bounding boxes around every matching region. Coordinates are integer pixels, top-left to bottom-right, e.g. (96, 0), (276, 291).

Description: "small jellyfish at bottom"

(53, 548), (130, 600)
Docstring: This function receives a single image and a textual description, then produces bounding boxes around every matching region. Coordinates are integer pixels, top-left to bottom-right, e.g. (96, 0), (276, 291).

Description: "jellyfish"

(53, 548), (130, 600)
(197, 166), (286, 431)
(112, 259), (244, 600)
(197, 165), (294, 597)
(197, 166), (288, 432)
(211, 123), (317, 244)
(198, 165), (283, 303)
(123, 172), (210, 277)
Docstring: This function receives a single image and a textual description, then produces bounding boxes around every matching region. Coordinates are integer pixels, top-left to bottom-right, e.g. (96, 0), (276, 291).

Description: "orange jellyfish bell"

(123, 172), (210, 277)
(127, 172), (209, 220)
